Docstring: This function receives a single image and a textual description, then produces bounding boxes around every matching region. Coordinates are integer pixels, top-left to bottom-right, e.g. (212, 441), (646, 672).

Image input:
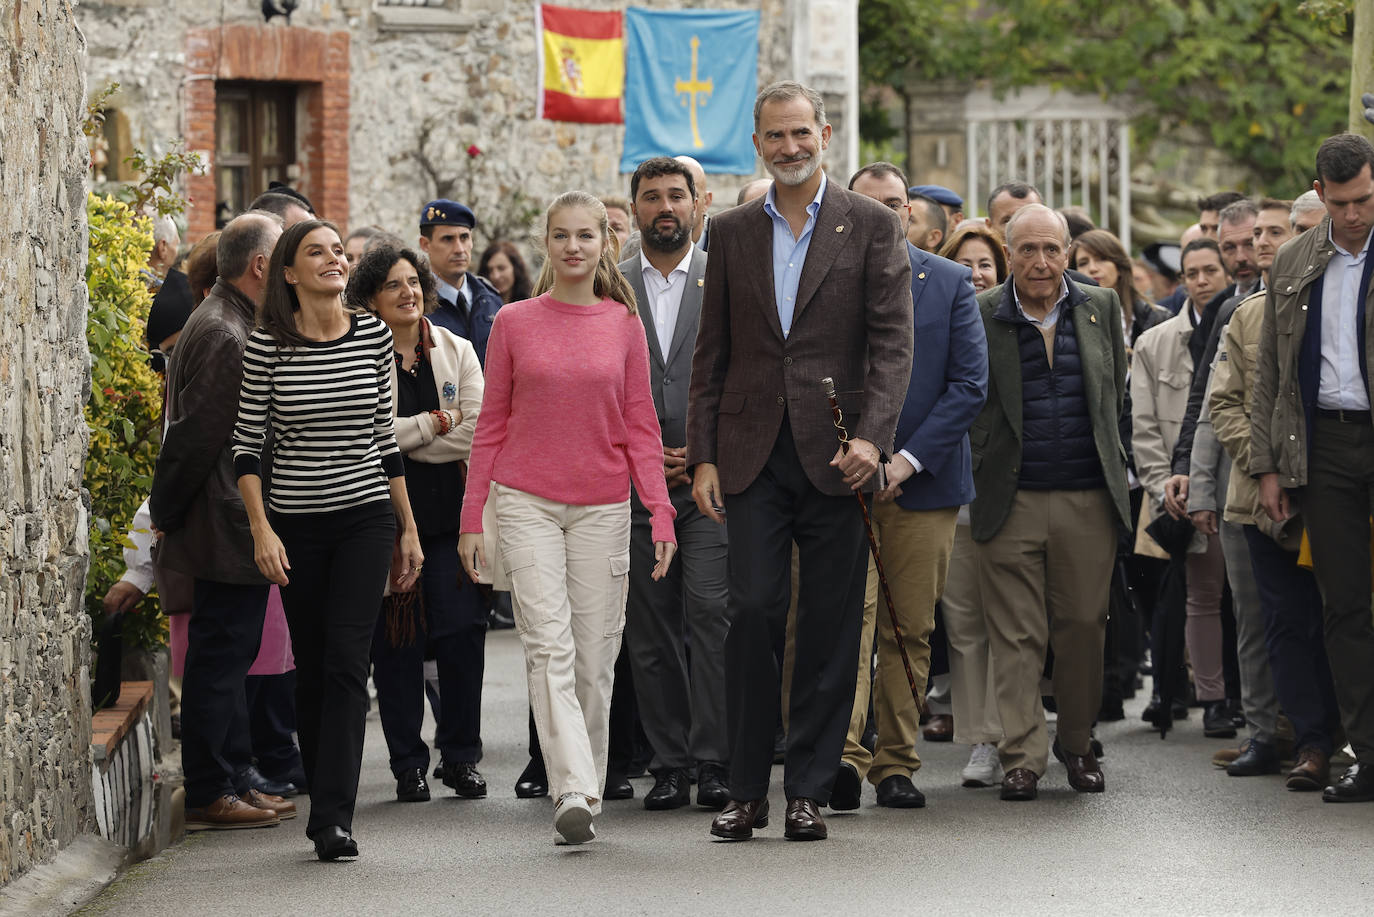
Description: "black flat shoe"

(604, 771), (634, 800)
(514, 758), (548, 799)
(696, 763), (730, 811)
(828, 762), (862, 810)
(442, 760), (487, 798)
(644, 769), (690, 810)
(1323, 762), (1374, 803)
(875, 774), (926, 809)
(396, 767), (430, 802)
(313, 825), (358, 861)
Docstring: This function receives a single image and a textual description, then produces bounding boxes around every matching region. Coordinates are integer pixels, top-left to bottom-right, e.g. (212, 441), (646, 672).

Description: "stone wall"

(77, 0), (803, 251)
(0, 0), (95, 887)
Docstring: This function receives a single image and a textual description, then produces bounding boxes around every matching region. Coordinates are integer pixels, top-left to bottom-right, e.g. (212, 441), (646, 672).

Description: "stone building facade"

(80, 0), (859, 251)
(1, 0), (95, 886)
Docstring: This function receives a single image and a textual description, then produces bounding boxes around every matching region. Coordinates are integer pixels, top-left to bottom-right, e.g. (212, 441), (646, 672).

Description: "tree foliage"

(84, 192), (166, 650)
(859, 0), (1353, 188)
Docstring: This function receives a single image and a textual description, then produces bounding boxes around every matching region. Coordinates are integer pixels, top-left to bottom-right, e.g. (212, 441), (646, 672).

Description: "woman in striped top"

(233, 219), (424, 862)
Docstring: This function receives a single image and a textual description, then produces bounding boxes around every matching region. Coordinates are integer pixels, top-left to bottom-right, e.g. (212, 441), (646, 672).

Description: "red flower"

(466, 144), (482, 158)
(103, 387), (115, 396)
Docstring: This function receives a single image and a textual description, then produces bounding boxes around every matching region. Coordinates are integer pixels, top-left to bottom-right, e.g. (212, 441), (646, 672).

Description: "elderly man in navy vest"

(969, 204), (1132, 801)
(827, 162), (988, 811)
(418, 199), (503, 366)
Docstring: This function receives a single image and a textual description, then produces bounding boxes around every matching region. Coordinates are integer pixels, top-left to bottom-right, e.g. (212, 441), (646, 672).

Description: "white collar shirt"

(1318, 224), (1373, 410)
(638, 244), (694, 356)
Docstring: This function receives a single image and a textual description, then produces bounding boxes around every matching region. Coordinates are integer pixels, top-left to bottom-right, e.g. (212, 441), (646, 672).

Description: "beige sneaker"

(554, 793), (596, 845)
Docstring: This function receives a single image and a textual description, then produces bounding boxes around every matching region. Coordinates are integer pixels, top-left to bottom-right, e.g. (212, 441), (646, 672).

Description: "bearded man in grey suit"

(618, 156), (731, 814)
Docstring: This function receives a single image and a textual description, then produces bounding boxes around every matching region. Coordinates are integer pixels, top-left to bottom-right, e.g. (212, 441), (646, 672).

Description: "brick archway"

(184, 24), (349, 240)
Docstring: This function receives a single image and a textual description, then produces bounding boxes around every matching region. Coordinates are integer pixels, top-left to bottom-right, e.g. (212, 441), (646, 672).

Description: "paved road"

(79, 631), (1374, 916)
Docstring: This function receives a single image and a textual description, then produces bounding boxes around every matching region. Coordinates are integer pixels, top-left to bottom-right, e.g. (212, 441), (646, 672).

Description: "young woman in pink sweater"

(458, 191), (676, 845)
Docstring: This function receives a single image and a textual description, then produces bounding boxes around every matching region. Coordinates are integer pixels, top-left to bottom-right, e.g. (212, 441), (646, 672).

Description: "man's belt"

(1316, 407), (1372, 423)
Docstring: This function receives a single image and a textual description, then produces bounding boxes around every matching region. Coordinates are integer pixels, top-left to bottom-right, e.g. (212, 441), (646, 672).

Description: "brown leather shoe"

(709, 798), (769, 841)
(1057, 740), (1105, 793)
(922, 714), (953, 742)
(1213, 739), (1249, 768)
(1287, 746), (1330, 792)
(1000, 768), (1038, 801)
(783, 797), (827, 841)
(243, 788), (298, 819)
(185, 795), (280, 830)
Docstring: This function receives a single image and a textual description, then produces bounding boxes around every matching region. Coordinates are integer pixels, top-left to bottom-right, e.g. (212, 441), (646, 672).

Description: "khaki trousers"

(976, 488), (1115, 776)
(839, 502), (958, 784)
(942, 522), (1002, 745)
(493, 483), (630, 812)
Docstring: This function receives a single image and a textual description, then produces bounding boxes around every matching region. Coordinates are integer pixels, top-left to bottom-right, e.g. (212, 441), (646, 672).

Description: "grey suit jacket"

(619, 246), (708, 450)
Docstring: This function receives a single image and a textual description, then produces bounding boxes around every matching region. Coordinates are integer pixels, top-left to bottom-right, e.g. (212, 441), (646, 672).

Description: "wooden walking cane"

(820, 377), (928, 716)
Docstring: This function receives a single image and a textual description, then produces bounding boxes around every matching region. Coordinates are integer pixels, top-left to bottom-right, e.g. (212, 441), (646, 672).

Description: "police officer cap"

(1141, 242), (1181, 281)
(909, 184), (963, 209)
(420, 199), (475, 229)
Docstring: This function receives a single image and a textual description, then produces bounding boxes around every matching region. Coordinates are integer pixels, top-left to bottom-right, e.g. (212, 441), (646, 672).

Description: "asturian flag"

(536, 3), (625, 124)
(620, 7), (760, 173)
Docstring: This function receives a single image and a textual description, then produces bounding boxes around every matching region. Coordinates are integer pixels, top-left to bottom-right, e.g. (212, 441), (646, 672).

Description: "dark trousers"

(274, 502), (394, 835)
(371, 532), (486, 776)
(723, 418), (868, 803)
(231, 672), (302, 780)
(1243, 525), (1340, 754)
(1301, 417), (1374, 762)
(182, 579), (270, 807)
(624, 490), (730, 772)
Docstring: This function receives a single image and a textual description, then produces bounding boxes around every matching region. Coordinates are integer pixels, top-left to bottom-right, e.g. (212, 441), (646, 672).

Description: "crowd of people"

(106, 79), (1374, 860)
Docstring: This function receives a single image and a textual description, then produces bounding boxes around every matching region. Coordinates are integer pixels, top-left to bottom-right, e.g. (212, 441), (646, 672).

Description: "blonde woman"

(458, 192), (676, 845)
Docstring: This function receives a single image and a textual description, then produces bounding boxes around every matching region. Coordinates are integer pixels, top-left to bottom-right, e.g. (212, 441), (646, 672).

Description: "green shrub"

(84, 192), (166, 650)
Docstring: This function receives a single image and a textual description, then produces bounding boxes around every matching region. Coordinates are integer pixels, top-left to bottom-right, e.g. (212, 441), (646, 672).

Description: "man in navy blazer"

(829, 162), (989, 811)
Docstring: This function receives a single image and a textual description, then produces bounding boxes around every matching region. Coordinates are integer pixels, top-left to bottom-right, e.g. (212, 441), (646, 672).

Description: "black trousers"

(1243, 525), (1340, 754)
(244, 672), (303, 779)
(1299, 416), (1374, 762)
(182, 579), (269, 807)
(273, 502), (394, 836)
(723, 417), (868, 803)
(371, 531), (487, 776)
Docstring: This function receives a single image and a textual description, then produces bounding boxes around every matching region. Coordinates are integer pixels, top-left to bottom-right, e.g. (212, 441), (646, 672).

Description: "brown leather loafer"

(1056, 739), (1105, 793)
(185, 795), (280, 830)
(1000, 768), (1039, 801)
(244, 788), (297, 819)
(783, 797), (827, 841)
(709, 798), (769, 841)
(1287, 747), (1330, 792)
(922, 714), (953, 742)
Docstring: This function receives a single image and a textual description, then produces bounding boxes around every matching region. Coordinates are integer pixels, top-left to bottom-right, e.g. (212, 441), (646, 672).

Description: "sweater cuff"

(650, 513), (678, 547)
(233, 454), (261, 479)
(381, 452), (405, 479)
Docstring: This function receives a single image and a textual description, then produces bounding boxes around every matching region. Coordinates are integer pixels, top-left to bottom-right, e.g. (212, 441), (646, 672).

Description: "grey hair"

(1218, 198), (1259, 227)
(753, 80), (827, 132)
(1291, 190), (1324, 227)
(1004, 203), (1069, 247)
(152, 214), (179, 246)
(217, 210), (284, 281)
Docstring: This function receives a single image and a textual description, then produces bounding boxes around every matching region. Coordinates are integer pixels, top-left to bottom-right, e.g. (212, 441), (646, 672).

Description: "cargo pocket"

(503, 546), (547, 634)
(603, 553), (630, 637)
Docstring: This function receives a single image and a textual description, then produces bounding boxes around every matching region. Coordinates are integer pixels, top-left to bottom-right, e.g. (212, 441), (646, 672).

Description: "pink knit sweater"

(459, 293), (677, 544)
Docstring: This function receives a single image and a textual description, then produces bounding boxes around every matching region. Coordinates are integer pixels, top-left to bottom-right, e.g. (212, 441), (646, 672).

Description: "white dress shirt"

(1318, 224), (1373, 411)
(638, 244), (694, 357)
(435, 273), (469, 312)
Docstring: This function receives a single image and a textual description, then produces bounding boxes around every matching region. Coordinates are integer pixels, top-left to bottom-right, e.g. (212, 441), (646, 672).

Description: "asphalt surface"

(78, 630), (1374, 916)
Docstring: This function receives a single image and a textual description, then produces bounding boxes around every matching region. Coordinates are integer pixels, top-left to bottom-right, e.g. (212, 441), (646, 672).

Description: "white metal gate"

(964, 88), (1132, 252)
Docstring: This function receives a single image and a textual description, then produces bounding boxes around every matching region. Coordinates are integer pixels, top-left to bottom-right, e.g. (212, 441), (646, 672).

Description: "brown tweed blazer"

(686, 182), (914, 497)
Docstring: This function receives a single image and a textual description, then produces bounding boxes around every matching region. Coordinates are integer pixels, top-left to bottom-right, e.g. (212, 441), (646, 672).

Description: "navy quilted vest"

(1017, 307), (1105, 490)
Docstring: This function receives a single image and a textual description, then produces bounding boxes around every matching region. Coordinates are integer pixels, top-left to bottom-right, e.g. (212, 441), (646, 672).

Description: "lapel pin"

(442, 381), (456, 400)
(697, 278), (704, 287)
(836, 225), (844, 233)
(1089, 314), (1097, 324)
(918, 272), (926, 280)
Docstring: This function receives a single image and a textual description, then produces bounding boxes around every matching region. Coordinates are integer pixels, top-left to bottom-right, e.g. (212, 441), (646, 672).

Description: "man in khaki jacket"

(1211, 277), (1341, 791)
(1252, 133), (1374, 802)
(1132, 239), (1231, 737)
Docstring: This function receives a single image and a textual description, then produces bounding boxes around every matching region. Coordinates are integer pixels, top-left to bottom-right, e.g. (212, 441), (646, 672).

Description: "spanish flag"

(536, 4), (624, 124)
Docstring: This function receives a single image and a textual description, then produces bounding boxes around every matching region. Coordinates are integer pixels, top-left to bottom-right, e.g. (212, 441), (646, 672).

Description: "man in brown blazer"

(687, 80), (914, 842)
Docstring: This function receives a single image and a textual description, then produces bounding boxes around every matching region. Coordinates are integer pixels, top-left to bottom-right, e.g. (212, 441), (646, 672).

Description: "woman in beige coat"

(345, 245), (488, 804)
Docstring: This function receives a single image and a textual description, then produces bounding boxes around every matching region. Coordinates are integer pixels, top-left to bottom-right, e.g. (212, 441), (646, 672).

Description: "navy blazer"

(892, 243), (989, 511)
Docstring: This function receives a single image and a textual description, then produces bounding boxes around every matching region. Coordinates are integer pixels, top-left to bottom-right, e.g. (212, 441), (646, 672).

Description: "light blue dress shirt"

(763, 172), (827, 338)
(1318, 224), (1373, 411)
